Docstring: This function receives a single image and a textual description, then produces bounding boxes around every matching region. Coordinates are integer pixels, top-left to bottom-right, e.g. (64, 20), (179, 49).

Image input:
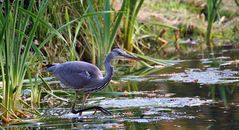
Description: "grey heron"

(46, 48), (140, 115)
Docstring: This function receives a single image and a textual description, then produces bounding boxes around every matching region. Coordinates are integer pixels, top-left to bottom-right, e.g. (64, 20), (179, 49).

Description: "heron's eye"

(118, 52), (122, 55)
(114, 51), (121, 55)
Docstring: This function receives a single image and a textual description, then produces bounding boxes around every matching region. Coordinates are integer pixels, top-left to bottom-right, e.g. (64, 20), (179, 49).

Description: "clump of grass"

(83, 0), (126, 67)
(122, 0), (144, 52)
(0, 0), (48, 123)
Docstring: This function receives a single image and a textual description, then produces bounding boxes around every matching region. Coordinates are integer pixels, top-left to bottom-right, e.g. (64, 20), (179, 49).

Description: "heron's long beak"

(123, 53), (141, 61)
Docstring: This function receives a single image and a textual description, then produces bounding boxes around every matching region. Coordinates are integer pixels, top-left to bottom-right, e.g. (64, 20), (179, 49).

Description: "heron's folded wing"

(55, 69), (92, 89)
(62, 61), (103, 79)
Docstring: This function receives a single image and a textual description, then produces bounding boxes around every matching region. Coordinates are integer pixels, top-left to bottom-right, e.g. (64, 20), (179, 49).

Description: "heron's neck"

(102, 53), (114, 83)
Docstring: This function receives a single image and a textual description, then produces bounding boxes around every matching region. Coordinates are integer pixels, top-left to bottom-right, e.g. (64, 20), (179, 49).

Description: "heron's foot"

(71, 108), (82, 116)
(71, 106), (112, 115)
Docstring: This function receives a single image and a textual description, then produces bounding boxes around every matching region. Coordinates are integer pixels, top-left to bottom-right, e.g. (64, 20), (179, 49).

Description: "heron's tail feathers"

(46, 63), (58, 72)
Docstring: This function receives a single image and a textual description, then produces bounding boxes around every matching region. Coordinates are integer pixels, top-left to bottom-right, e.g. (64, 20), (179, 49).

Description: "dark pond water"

(3, 47), (239, 130)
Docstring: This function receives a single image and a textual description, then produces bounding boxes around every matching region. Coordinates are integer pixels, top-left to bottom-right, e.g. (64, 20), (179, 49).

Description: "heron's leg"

(81, 94), (90, 109)
(79, 93), (90, 115)
(71, 91), (78, 114)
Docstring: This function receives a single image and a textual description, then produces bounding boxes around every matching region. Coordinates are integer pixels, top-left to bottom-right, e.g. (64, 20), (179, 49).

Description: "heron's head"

(111, 48), (140, 60)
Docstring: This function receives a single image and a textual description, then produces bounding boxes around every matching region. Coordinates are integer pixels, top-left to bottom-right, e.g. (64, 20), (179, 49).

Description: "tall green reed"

(123, 0), (144, 52)
(65, 7), (84, 61)
(206, 0), (222, 49)
(0, 0), (48, 122)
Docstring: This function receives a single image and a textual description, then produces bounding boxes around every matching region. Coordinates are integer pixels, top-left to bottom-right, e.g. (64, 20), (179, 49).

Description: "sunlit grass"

(157, 1), (200, 13)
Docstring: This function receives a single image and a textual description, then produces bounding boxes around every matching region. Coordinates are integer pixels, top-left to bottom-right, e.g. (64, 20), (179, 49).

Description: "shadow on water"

(3, 47), (239, 129)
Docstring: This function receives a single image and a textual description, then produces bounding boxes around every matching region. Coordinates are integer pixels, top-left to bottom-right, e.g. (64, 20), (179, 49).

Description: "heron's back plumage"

(48, 61), (103, 90)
